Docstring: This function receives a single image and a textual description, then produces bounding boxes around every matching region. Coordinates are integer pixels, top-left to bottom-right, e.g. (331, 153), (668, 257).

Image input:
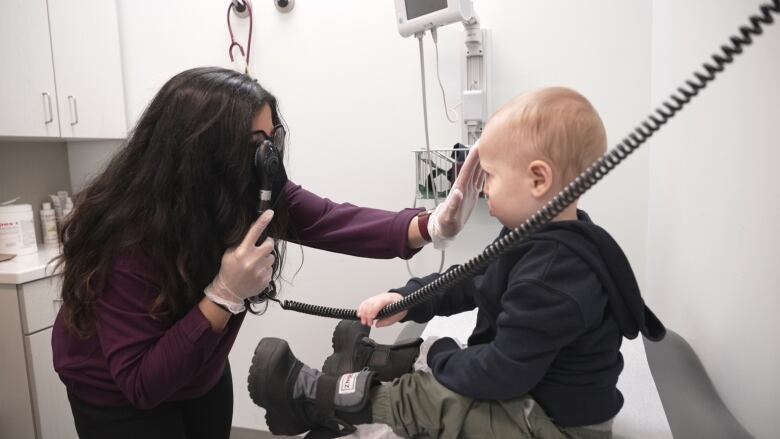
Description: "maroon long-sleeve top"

(52, 182), (422, 409)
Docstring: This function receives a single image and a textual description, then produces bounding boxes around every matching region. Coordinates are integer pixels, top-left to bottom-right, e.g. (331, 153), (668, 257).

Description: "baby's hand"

(357, 292), (408, 327)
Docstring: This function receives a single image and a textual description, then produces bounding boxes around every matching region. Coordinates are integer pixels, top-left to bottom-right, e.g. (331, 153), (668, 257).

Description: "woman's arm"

(282, 182), (426, 259)
(96, 250), (242, 409)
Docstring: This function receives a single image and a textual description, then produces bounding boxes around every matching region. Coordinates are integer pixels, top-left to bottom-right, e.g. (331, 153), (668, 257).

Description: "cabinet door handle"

(42, 92), (54, 124)
(67, 95), (79, 125)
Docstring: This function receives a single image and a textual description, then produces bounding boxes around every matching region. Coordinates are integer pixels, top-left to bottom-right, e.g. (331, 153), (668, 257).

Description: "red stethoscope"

(227, 0), (253, 73)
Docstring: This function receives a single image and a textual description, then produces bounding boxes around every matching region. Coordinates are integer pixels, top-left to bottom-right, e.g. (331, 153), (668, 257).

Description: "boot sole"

(247, 338), (306, 435)
(322, 320), (370, 376)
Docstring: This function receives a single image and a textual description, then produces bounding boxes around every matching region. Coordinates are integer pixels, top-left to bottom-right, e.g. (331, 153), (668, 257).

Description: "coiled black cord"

(272, 0), (780, 321)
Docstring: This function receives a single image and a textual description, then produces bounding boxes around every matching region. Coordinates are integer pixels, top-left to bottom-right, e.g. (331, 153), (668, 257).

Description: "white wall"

(648, 1), (780, 438)
(97, 0), (652, 431)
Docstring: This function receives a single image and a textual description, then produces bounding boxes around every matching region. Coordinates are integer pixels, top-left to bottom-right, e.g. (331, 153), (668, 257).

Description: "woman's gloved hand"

(204, 210), (276, 314)
(428, 141), (484, 249)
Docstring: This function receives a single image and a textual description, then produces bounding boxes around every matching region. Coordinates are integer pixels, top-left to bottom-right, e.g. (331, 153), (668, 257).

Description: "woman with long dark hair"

(52, 67), (482, 439)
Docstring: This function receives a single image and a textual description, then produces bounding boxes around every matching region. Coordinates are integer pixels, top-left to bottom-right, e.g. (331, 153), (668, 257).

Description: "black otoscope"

(244, 126), (286, 313)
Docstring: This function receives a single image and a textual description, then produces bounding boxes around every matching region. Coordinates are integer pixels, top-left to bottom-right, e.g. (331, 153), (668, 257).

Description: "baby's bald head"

(488, 87), (607, 187)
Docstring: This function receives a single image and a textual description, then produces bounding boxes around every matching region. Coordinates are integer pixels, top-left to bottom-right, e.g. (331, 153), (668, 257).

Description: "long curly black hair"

(55, 67), (289, 337)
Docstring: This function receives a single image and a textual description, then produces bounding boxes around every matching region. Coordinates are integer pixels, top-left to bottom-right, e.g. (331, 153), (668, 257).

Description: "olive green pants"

(371, 371), (612, 439)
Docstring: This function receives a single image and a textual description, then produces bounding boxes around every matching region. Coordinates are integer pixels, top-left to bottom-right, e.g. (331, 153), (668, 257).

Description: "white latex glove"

(428, 141), (484, 250)
(204, 210), (276, 314)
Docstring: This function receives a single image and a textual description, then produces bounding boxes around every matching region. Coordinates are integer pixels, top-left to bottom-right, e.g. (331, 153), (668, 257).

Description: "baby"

(249, 87), (665, 439)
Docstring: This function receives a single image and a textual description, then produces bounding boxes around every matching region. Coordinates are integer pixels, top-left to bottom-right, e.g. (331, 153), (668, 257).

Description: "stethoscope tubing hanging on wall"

(262, 1), (780, 321)
(227, 0), (253, 74)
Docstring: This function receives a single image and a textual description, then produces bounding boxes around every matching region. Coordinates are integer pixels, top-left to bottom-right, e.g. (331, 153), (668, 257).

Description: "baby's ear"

(528, 160), (553, 197)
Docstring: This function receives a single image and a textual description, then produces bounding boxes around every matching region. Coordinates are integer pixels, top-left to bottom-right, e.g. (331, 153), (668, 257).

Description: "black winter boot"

(322, 320), (423, 381)
(248, 337), (375, 437)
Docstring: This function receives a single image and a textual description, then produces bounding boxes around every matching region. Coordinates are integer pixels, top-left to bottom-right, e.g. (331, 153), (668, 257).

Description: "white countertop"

(0, 246), (61, 284)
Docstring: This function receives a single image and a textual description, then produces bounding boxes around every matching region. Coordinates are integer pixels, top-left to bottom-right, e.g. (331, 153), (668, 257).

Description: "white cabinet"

(0, 0), (60, 138)
(47, 0), (127, 139)
(26, 327), (77, 439)
(0, 276), (78, 439)
(0, 0), (126, 139)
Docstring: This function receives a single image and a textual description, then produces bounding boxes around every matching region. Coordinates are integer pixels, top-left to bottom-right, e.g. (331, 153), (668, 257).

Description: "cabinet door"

(47, 0), (126, 139)
(19, 276), (63, 335)
(25, 328), (78, 439)
(0, 284), (36, 439)
(0, 0), (61, 138)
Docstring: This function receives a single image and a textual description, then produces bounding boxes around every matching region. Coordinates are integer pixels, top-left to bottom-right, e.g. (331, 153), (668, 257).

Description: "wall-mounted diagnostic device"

(394, 0), (473, 37)
(393, 0), (487, 147)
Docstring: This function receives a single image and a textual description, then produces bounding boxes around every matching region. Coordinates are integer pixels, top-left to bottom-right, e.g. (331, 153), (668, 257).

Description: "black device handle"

(245, 138), (284, 314)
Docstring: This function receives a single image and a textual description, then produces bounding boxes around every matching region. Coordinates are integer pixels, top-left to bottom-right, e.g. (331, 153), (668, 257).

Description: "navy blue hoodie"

(393, 211), (665, 427)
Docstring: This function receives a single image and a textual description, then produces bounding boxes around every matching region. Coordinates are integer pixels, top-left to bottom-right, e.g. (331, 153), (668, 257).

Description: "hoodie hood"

(531, 210), (666, 341)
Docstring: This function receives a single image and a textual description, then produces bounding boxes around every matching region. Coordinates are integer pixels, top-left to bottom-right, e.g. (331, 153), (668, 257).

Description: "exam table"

(339, 310), (751, 439)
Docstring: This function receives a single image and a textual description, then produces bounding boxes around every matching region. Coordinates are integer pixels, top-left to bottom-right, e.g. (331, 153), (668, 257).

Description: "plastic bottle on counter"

(63, 197), (73, 219)
(40, 202), (58, 245)
(49, 194), (63, 225)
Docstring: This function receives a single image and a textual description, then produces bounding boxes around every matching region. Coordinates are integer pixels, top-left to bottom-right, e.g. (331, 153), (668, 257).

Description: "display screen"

(405, 0), (448, 20)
